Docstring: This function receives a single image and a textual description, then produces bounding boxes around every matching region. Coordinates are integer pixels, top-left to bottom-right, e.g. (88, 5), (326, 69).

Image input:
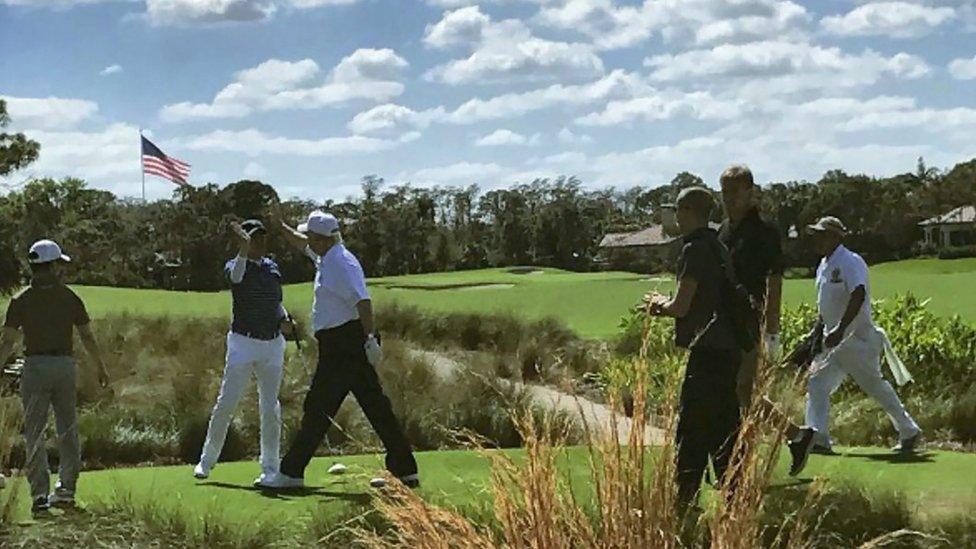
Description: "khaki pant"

(21, 356), (80, 499)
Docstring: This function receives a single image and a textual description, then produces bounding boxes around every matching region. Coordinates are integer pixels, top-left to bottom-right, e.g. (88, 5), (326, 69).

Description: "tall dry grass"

(355, 316), (823, 548)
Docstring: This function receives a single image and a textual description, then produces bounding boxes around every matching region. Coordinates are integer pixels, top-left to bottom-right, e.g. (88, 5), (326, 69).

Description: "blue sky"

(1, 0), (975, 202)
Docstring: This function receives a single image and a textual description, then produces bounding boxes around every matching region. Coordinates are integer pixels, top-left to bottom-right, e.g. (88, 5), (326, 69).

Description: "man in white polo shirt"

(258, 210), (418, 489)
(805, 216), (922, 454)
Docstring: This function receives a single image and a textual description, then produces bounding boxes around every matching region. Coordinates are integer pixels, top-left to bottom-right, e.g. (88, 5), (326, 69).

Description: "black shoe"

(892, 432), (922, 453)
(32, 495), (50, 513)
(788, 427), (817, 476)
(810, 444), (838, 456)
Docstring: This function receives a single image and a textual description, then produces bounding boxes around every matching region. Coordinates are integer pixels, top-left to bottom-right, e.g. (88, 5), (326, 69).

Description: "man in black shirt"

(718, 165), (816, 476)
(646, 187), (740, 508)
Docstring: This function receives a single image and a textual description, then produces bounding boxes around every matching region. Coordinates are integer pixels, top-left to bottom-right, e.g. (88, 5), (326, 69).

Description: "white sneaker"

(255, 472), (304, 490)
(370, 474), (420, 489)
(48, 488), (75, 508)
(327, 463), (347, 475)
(193, 462), (211, 479)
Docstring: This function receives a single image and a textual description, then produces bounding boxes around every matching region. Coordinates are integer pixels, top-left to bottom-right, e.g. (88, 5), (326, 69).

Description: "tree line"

(2, 100), (974, 293)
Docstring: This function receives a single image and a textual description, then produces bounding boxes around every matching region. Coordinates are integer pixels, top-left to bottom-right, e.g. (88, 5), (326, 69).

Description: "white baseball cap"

(297, 211), (340, 237)
(28, 239), (71, 264)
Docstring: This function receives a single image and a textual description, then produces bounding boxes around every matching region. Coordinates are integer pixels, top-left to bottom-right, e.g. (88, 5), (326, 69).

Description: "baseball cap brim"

(29, 254), (71, 264)
(297, 223), (310, 233)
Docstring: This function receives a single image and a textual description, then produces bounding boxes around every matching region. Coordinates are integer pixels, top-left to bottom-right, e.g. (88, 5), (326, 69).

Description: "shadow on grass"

(197, 481), (372, 505)
(843, 451), (936, 464)
(766, 478), (815, 493)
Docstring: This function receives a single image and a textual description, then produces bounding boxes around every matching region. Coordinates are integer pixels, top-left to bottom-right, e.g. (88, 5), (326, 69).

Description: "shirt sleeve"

(3, 297), (22, 329)
(226, 257), (247, 284)
(340, 259), (370, 303)
(677, 242), (710, 283)
(72, 291), (91, 326)
(845, 253), (869, 292)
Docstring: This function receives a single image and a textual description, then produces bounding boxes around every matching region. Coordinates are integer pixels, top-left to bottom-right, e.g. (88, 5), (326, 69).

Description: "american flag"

(141, 135), (190, 186)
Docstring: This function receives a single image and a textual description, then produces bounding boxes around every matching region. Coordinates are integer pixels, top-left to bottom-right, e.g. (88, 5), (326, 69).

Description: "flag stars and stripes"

(141, 135), (191, 186)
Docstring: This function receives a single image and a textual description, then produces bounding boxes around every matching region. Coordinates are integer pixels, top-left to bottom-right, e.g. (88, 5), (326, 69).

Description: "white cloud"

(0, 123), (143, 193)
(475, 129), (540, 146)
(534, 0), (811, 50)
(289, 0), (359, 8)
(1, 96), (99, 130)
(822, 2), (956, 38)
(557, 127), (592, 144)
(404, 161), (506, 185)
(575, 91), (740, 126)
(346, 104), (445, 136)
(423, 6), (604, 85)
(173, 128), (394, 156)
(100, 64), (123, 76)
(445, 69), (649, 123)
(949, 55), (976, 79)
(145, 0), (277, 25)
(160, 49), (407, 122)
(644, 41), (931, 91)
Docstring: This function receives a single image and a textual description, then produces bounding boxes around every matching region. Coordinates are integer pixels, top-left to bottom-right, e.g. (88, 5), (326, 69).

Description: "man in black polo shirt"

(0, 239), (110, 512)
(718, 165), (816, 476)
(646, 187), (740, 508)
(194, 219), (290, 487)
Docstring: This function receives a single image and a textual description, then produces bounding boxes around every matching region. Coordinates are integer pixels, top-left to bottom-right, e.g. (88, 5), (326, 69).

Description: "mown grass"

(3, 446), (973, 529)
(2, 258), (971, 340)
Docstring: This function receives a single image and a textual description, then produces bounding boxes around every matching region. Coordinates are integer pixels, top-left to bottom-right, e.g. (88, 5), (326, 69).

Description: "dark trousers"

(675, 346), (741, 506)
(280, 320), (417, 478)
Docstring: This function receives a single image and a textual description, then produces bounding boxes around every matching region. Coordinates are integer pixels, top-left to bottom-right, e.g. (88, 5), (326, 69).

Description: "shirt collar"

(323, 243), (344, 262)
(731, 207), (761, 231)
(825, 244), (847, 264)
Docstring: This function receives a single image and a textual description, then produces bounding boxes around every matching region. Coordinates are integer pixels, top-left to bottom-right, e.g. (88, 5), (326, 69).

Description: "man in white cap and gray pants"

(259, 210), (418, 489)
(0, 239), (109, 512)
(805, 216), (921, 454)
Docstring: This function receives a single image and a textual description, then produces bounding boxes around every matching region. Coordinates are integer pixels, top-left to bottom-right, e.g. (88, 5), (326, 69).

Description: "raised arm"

(77, 323), (110, 387)
(267, 206), (308, 252)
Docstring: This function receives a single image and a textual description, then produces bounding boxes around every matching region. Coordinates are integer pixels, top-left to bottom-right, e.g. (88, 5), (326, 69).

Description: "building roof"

(599, 225), (675, 248)
(919, 205), (976, 227)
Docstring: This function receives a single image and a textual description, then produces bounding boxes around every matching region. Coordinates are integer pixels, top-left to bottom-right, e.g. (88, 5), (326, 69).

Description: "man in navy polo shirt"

(194, 219), (289, 487)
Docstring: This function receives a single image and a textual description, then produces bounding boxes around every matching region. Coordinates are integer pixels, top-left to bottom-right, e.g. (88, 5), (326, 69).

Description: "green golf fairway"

(4, 446), (973, 534)
(25, 258), (976, 339)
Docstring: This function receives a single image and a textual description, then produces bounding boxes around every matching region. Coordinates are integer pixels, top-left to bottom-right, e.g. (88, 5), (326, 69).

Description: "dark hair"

(676, 187), (715, 219)
(720, 164), (755, 188)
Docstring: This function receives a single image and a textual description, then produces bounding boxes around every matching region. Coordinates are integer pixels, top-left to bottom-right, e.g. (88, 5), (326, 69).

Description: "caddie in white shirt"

(804, 216), (922, 454)
(258, 210), (419, 490)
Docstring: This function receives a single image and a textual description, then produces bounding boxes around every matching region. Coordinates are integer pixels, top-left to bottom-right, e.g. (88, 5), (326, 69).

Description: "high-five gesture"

(230, 220), (251, 256)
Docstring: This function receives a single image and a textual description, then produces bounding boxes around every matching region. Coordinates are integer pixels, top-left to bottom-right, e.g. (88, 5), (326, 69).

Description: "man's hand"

(643, 291), (669, 316)
(364, 334), (383, 367)
(764, 333), (781, 362)
(824, 326), (844, 349)
(230, 221), (251, 255)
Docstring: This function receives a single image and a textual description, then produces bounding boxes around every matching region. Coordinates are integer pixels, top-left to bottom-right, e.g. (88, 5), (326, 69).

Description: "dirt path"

(410, 349), (665, 445)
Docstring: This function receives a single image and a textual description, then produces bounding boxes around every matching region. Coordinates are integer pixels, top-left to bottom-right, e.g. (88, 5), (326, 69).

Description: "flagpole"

(139, 128), (146, 202)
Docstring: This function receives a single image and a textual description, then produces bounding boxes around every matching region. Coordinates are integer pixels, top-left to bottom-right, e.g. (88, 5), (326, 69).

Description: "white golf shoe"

(255, 472), (304, 490)
(327, 463), (348, 475)
(193, 462), (211, 479)
(370, 473), (420, 489)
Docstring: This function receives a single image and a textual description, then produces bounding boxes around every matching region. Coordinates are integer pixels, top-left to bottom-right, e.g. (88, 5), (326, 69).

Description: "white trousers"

(200, 332), (285, 474)
(805, 329), (920, 448)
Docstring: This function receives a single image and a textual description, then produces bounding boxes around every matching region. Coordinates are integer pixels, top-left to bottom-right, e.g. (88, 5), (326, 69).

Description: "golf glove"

(365, 334), (383, 366)
(764, 333), (782, 363)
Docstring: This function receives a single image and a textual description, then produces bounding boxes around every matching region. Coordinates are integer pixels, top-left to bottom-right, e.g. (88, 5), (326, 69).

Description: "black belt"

(232, 329), (281, 341)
